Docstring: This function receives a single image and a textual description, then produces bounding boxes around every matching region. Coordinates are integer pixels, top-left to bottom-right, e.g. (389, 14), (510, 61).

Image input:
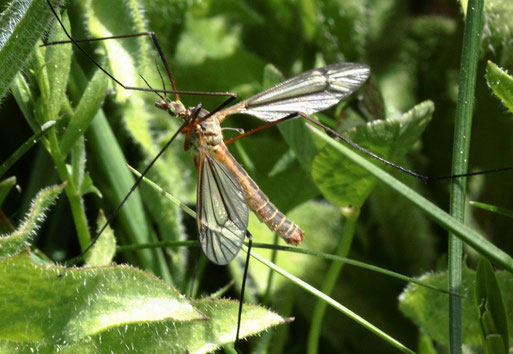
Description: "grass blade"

(449, 0), (484, 351)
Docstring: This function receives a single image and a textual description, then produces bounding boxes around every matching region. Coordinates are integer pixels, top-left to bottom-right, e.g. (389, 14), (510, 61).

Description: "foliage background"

(1, 0), (513, 352)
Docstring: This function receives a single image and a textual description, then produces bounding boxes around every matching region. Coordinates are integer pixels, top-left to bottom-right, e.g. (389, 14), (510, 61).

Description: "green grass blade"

(449, 0), (484, 351)
(249, 248), (415, 353)
(470, 201), (513, 218)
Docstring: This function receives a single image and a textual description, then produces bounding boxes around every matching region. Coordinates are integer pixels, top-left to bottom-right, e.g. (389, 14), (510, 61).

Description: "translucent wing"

(197, 150), (249, 265)
(220, 62), (370, 122)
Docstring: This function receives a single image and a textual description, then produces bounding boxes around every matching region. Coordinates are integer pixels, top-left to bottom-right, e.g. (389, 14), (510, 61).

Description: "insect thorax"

(187, 108), (224, 152)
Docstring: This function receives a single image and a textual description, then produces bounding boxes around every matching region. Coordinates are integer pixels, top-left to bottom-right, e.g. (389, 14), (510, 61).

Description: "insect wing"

(197, 152), (249, 265)
(222, 62), (370, 122)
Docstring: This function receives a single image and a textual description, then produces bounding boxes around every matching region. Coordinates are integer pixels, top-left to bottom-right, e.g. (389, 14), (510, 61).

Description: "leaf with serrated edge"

(312, 101), (433, 207)
(0, 252), (289, 353)
(0, 251), (204, 344)
(0, 184), (65, 258)
(486, 61), (513, 114)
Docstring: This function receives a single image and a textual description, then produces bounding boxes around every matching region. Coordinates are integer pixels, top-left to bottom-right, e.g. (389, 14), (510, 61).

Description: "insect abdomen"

(213, 144), (303, 245)
(247, 190), (303, 245)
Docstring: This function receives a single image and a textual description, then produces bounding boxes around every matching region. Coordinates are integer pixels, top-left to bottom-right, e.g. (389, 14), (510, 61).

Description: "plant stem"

(46, 128), (92, 251)
(449, 0), (484, 352)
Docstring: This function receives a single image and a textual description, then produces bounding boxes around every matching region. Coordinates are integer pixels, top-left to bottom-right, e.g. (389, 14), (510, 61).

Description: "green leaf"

(60, 68), (109, 157)
(0, 0), (65, 100)
(486, 61), (513, 114)
(70, 137), (86, 192)
(400, 267), (513, 347)
(312, 101), (433, 208)
(176, 14), (240, 66)
(481, 1), (513, 65)
(78, 172), (102, 198)
(45, 11), (72, 121)
(85, 0), (149, 101)
(0, 252), (287, 352)
(470, 201), (513, 219)
(11, 68), (38, 132)
(475, 258), (509, 354)
(84, 210), (116, 267)
(0, 177), (16, 207)
(0, 177), (17, 234)
(0, 184), (65, 258)
(0, 251), (203, 344)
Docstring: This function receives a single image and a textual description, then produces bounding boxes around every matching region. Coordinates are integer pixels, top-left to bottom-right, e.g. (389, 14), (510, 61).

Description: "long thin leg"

(226, 111), (513, 182)
(235, 231), (253, 350)
(222, 111), (429, 181)
(296, 112), (431, 182)
(44, 0), (236, 99)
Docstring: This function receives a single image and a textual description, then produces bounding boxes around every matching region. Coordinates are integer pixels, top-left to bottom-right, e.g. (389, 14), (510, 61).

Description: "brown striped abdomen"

(212, 143), (303, 245)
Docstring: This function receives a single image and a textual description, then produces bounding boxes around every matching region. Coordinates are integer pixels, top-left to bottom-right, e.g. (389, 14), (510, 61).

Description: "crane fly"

(43, 0), (369, 346)
(42, 0), (371, 274)
(155, 63), (370, 264)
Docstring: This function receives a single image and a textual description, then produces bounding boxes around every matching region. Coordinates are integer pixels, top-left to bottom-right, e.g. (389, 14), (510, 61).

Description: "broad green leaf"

(486, 61), (513, 114)
(312, 101), (433, 208)
(0, 184), (65, 259)
(0, 295), (288, 353)
(0, 251), (288, 353)
(475, 258), (509, 354)
(84, 211), (116, 267)
(399, 267), (513, 347)
(0, 251), (205, 348)
(0, 0), (65, 100)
